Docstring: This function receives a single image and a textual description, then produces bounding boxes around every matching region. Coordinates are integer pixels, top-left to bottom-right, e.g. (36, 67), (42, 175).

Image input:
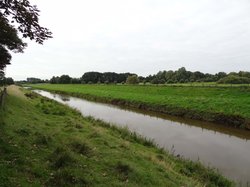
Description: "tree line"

(23, 67), (250, 85)
(0, 77), (14, 86)
(49, 72), (136, 84)
(144, 67), (250, 84)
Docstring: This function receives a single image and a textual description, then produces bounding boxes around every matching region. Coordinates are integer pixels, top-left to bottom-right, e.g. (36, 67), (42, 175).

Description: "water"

(34, 89), (250, 185)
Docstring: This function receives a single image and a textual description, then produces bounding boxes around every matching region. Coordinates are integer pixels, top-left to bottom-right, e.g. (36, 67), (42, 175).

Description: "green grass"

(148, 82), (250, 87)
(0, 86), (233, 186)
(27, 84), (250, 128)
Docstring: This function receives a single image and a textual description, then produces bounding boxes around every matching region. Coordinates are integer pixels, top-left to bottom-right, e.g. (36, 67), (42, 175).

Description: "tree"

(81, 72), (102, 84)
(126, 75), (139, 84)
(238, 71), (250, 78)
(0, 0), (52, 73)
(175, 67), (189, 82)
(218, 75), (250, 84)
(59, 75), (72, 84)
(5, 77), (14, 85)
(27, 77), (43, 83)
(0, 77), (14, 85)
(50, 76), (60, 84)
(214, 72), (227, 81)
(70, 78), (80, 84)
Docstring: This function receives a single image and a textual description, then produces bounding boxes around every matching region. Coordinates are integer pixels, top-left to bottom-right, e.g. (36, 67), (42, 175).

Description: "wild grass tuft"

(15, 128), (30, 136)
(49, 147), (75, 169)
(177, 159), (233, 187)
(74, 123), (83, 129)
(34, 132), (52, 146)
(115, 161), (133, 181)
(46, 169), (88, 186)
(68, 138), (92, 156)
(36, 99), (66, 116)
(24, 92), (38, 99)
(88, 116), (155, 147)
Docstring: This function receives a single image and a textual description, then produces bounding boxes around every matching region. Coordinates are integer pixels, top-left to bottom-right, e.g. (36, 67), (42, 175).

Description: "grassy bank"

(27, 84), (250, 129)
(0, 86), (233, 186)
(140, 82), (250, 88)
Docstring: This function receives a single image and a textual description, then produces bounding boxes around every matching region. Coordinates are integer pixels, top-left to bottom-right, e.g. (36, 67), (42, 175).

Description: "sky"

(6, 0), (250, 80)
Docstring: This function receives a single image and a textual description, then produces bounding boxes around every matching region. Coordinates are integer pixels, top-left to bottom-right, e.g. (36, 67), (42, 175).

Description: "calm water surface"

(34, 90), (250, 186)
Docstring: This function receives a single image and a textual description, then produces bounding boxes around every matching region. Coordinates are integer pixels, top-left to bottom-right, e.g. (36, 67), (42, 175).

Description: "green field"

(27, 84), (250, 129)
(0, 86), (233, 186)
(154, 82), (250, 87)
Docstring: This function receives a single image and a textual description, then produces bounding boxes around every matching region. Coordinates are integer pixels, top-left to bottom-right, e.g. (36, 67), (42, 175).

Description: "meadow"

(0, 86), (233, 186)
(152, 82), (250, 87)
(28, 84), (250, 129)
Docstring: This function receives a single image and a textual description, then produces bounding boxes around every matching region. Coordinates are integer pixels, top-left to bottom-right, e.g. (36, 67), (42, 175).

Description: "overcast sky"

(6, 0), (250, 80)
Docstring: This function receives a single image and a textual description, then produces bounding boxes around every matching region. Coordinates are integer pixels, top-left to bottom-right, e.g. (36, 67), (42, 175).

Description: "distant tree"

(0, 77), (14, 85)
(59, 75), (72, 84)
(190, 71), (205, 81)
(147, 68), (228, 84)
(81, 72), (102, 84)
(0, 0), (52, 73)
(214, 72), (227, 81)
(218, 75), (250, 84)
(126, 75), (139, 84)
(151, 78), (159, 84)
(238, 71), (250, 78)
(165, 70), (174, 83)
(228, 72), (238, 76)
(145, 75), (154, 83)
(71, 78), (81, 84)
(27, 77), (43, 84)
(203, 73), (215, 82)
(155, 71), (166, 82)
(119, 73), (134, 83)
(102, 72), (118, 83)
(166, 79), (174, 84)
(138, 76), (145, 83)
(50, 76), (60, 84)
(80, 72), (134, 84)
(5, 77), (14, 85)
(48, 69), (250, 86)
(175, 67), (189, 82)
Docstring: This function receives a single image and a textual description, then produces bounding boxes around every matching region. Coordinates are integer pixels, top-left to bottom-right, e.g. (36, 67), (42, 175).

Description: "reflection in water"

(59, 95), (70, 102)
(34, 90), (250, 186)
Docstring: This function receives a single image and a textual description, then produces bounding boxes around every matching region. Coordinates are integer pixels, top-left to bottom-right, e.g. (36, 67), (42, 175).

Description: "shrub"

(126, 75), (139, 84)
(218, 75), (250, 84)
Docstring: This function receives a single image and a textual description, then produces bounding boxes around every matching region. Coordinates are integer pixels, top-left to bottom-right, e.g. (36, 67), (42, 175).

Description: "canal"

(34, 89), (250, 186)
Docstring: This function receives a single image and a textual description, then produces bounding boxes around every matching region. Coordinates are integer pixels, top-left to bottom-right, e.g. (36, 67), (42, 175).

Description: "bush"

(217, 75), (250, 84)
(126, 75), (139, 84)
